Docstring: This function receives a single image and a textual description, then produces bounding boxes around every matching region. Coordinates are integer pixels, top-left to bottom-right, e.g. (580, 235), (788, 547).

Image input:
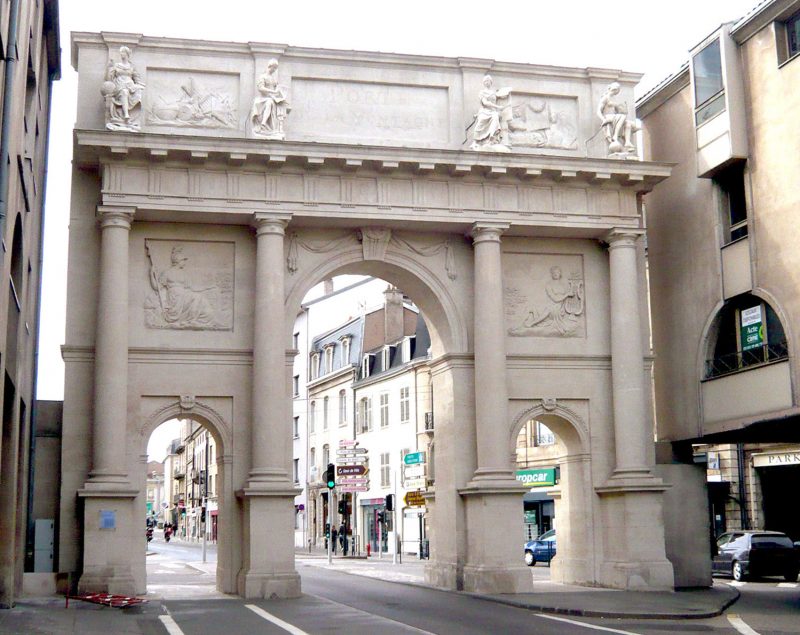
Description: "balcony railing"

(704, 343), (789, 379)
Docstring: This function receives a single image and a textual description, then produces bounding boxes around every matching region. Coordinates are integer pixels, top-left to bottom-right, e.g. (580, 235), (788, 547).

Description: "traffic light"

(385, 494), (394, 512)
(325, 523), (330, 538)
(326, 463), (336, 489)
(377, 511), (385, 524)
(338, 500), (346, 515)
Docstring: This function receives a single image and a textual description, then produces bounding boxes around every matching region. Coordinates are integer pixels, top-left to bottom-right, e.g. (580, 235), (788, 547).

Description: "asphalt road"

(145, 538), (800, 635)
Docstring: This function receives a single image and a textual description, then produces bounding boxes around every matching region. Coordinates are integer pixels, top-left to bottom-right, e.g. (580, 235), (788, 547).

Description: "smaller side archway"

(509, 402), (595, 585)
(137, 399), (236, 595)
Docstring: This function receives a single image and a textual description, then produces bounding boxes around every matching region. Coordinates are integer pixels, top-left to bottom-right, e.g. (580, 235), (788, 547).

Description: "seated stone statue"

(100, 46), (145, 132)
(596, 82), (640, 157)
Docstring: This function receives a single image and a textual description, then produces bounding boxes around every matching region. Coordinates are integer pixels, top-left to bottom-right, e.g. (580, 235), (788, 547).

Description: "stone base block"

(463, 564), (533, 594)
(242, 572), (301, 599)
(599, 560), (675, 591)
(424, 560), (462, 590)
(79, 566), (137, 595)
(22, 573), (57, 597)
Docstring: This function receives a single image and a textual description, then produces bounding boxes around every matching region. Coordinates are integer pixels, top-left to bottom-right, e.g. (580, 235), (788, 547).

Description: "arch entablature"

(283, 232), (470, 355)
(139, 397), (232, 455)
(508, 400), (590, 461)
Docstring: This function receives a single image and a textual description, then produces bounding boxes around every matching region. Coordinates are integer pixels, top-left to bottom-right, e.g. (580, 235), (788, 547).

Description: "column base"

(425, 560), (462, 590)
(599, 560), (675, 591)
(241, 572), (301, 600)
(463, 564), (532, 594)
(238, 485), (302, 599)
(79, 567), (137, 596)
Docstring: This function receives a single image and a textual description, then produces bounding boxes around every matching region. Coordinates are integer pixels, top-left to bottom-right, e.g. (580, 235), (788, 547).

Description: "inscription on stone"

(144, 240), (234, 331)
(291, 79), (449, 145)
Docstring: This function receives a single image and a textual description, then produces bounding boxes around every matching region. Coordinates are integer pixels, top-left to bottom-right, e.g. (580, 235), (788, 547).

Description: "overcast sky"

(38, 0), (759, 408)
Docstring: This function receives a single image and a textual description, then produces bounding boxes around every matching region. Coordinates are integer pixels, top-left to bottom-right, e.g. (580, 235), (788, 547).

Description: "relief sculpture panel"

(146, 70), (239, 129)
(144, 240), (234, 330)
(505, 254), (585, 338)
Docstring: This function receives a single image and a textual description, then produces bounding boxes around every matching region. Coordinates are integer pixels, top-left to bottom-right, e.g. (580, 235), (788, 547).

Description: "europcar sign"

(515, 467), (556, 487)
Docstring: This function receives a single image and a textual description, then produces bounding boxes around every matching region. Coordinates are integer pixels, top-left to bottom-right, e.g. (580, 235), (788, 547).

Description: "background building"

(0, 0), (60, 608)
(640, 0), (800, 547)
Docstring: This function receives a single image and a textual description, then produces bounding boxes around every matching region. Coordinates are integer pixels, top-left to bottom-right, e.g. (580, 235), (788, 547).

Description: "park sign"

(740, 305), (764, 352)
(515, 467), (556, 488)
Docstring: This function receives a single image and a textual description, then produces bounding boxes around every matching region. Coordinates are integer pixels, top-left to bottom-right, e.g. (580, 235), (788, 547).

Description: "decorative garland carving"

(286, 232), (357, 274)
(390, 233), (457, 281)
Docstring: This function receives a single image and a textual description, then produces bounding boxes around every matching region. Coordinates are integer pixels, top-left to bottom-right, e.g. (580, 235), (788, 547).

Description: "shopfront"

(516, 467), (557, 540)
(754, 450), (800, 541)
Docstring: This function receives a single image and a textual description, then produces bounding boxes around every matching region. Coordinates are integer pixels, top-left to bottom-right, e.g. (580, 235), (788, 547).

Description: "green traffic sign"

(404, 451), (425, 465)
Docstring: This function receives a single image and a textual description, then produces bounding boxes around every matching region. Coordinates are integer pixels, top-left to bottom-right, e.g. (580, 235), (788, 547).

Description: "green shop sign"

(740, 305), (764, 352)
(515, 467), (556, 487)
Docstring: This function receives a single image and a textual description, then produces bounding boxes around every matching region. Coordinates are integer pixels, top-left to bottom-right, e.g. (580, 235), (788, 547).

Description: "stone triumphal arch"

(61, 32), (677, 598)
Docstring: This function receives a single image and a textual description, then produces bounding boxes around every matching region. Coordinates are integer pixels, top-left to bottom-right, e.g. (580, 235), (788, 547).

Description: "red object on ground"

(366, 543), (371, 557)
(66, 593), (148, 609)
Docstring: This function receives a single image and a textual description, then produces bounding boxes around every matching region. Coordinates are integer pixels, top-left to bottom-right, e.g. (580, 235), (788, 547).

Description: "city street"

(2, 537), (798, 634)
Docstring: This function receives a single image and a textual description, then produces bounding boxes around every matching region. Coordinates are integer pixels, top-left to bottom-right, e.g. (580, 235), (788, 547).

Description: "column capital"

(604, 228), (645, 249)
(253, 213), (292, 236)
(96, 205), (135, 230)
(470, 222), (510, 245)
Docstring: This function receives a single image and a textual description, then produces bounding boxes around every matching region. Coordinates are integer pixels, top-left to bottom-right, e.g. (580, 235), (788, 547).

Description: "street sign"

(404, 477), (426, 490)
(337, 478), (369, 486)
(404, 451), (425, 466)
(337, 448), (368, 457)
(339, 439), (357, 447)
(404, 490), (425, 507)
(339, 485), (369, 492)
(403, 464), (425, 478)
(337, 465), (368, 476)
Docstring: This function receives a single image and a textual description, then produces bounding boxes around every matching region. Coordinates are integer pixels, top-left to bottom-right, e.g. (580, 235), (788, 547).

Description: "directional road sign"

(337, 478), (369, 486)
(339, 485), (369, 492)
(339, 440), (357, 447)
(404, 490), (425, 507)
(403, 464), (425, 478)
(337, 465), (368, 476)
(404, 477), (426, 490)
(403, 451), (425, 465)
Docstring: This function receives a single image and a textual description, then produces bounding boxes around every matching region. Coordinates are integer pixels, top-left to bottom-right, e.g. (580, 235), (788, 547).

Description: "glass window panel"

(789, 13), (800, 57)
(693, 39), (724, 106)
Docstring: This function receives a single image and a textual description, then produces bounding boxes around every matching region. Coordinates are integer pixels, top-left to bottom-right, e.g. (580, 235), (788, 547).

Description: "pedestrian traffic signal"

(385, 494), (394, 511)
(326, 463), (336, 489)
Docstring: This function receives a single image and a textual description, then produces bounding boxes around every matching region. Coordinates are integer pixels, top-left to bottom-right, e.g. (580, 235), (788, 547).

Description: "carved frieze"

(144, 240), (234, 330)
(505, 254), (585, 337)
(147, 73), (238, 129)
(508, 96), (578, 150)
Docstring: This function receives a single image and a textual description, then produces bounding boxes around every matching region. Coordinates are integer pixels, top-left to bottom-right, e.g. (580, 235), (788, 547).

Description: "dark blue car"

(524, 529), (556, 566)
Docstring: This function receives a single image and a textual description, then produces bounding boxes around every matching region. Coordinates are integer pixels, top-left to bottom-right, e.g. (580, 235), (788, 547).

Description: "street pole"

(392, 464), (397, 565)
(327, 490), (333, 565)
(202, 434), (208, 563)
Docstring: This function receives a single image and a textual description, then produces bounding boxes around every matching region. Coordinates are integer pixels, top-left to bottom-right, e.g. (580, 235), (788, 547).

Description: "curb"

(300, 560), (741, 620)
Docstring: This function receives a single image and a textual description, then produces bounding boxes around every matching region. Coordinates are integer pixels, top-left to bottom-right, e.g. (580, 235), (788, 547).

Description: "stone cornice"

(72, 31), (642, 83)
(731, 0), (800, 44)
(76, 129), (672, 192)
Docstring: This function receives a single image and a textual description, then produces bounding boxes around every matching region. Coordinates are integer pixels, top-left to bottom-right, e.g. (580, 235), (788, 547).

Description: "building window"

(293, 332), (300, 349)
(358, 397), (372, 433)
(715, 161), (748, 244)
(380, 452), (390, 488)
(293, 416), (300, 438)
(382, 346), (395, 371)
(322, 444), (329, 467)
(324, 345), (335, 374)
(309, 401), (316, 434)
(379, 393), (389, 428)
(361, 354), (374, 378)
(323, 396), (329, 430)
(293, 458), (299, 484)
(535, 421), (556, 446)
(789, 12), (800, 58)
(515, 419), (557, 466)
(293, 375), (300, 397)
(400, 387), (410, 423)
(338, 390), (347, 427)
(692, 38), (725, 125)
(705, 295), (789, 379)
(310, 352), (320, 380)
(341, 336), (351, 365)
(310, 448), (316, 477)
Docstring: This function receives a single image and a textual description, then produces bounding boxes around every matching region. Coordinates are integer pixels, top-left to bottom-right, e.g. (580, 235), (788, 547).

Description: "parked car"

(712, 530), (799, 581)
(524, 529), (556, 566)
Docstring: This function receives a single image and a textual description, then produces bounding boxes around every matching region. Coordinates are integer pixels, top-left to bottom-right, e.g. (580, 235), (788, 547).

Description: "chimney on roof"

(384, 285), (404, 343)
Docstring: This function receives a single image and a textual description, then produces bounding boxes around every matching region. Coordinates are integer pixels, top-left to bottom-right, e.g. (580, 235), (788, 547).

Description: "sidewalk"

(296, 550), (740, 620)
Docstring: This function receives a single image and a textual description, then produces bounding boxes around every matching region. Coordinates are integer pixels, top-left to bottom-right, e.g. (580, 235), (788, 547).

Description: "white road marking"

(246, 604), (311, 635)
(777, 582), (797, 588)
(727, 613), (761, 635)
(729, 580), (746, 587)
(538, 614), (641, 635)
(158, 615), (186, 635)
(305, 593), (438, 634)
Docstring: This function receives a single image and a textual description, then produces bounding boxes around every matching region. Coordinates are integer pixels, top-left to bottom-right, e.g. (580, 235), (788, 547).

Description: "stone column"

(469, 222), (513, 482)
(606, 229), (651, 479)
(78, 206), (138, 596)
(239, 213), (300, 599)
(90, 206), (135, 485)
(249, 214), (291, 485)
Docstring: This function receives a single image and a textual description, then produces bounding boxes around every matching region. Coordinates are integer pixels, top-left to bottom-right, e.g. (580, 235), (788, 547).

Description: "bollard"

(366, 543), (371, 557)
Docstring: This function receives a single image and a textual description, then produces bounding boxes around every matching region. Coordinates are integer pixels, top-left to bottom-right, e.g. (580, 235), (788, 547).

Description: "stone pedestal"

(460, 485), (533, 593)
(238, 487), (301, 599)
(77, 490), (140, 595)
